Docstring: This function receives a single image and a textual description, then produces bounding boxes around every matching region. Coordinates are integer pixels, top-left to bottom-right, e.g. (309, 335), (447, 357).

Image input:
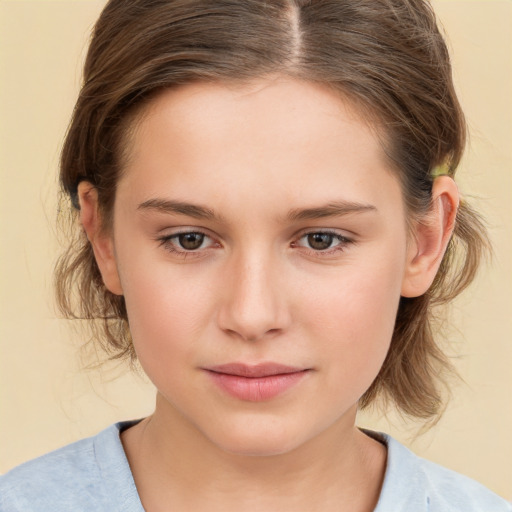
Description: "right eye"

(157, 230), (218, 258)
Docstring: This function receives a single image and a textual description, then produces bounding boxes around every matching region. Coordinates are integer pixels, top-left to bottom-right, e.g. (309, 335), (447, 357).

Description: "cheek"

(299, 253), (403, 336)
(119, 258), (217, 373)
(295, 251), (404, 393)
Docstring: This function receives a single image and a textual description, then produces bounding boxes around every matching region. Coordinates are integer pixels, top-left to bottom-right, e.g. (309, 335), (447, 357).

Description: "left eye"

(296, 232), (349, 251)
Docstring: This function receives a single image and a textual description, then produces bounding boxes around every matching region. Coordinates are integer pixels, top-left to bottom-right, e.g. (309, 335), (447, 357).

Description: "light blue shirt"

(1, 421), (510, 511)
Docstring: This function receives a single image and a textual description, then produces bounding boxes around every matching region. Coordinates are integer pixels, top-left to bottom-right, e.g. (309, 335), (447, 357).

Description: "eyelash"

(156, 229), (354, 259)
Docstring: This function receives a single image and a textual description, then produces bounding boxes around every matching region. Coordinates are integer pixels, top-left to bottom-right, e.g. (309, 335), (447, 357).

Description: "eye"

(293, 230), (353, 254)
(157, 230), (217, 257)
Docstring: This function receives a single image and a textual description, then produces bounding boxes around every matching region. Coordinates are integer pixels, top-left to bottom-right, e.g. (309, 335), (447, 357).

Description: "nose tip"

(217, 257), (290, 342)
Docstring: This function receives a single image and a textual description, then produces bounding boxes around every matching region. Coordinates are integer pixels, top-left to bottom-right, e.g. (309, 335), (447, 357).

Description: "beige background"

(0, 0), (511, 500)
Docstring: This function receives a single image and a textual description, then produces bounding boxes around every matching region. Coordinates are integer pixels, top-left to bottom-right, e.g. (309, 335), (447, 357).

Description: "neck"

(121, 394), (386, 512)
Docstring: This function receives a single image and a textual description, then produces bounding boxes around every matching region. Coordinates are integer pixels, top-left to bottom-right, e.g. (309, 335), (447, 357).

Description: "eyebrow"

(285, 201), (377, 221)
(138, 198), (220, 220)
(137, 198), (377, 222)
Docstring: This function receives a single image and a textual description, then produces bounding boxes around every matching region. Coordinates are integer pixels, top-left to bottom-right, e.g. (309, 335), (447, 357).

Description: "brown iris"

(307, 233), (334, 251)
(178, 233), (205, 250)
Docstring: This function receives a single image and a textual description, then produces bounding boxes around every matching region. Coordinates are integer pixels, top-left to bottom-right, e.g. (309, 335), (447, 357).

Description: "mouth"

(203, 363), (311, 402)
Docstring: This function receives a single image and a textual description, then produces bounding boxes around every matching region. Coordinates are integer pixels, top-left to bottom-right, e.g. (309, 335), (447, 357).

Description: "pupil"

(308, 233), (333, 250)
(179, 233), (204, 250)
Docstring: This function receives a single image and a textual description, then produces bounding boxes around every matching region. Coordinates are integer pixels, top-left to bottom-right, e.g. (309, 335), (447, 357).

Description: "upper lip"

(205, 363), (307, 378)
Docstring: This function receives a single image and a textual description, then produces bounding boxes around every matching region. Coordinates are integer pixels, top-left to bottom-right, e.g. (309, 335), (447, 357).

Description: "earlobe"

(401, 176), (459, 298)
(77, 182), (123, 296)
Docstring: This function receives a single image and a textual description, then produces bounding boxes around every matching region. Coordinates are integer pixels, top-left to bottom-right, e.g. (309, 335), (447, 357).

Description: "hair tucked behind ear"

(360, 198), (490, 420)
(55, 0), (490, 421)
(55, 208), (132, 360)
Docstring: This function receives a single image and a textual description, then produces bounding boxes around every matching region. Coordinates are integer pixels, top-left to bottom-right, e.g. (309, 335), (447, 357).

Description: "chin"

(200, 415), (313, 458)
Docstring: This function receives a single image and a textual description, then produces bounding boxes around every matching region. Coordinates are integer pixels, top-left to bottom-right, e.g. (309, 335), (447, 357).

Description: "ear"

(401, 176), (459, 298)
(77, 181), (123, 296)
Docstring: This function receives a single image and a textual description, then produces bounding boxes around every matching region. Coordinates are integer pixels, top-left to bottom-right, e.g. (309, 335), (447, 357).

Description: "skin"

(78, 78), (459, 511)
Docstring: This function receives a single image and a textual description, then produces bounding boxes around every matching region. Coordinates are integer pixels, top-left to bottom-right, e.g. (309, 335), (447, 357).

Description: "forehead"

(133, 78), (385, 156)
(117, 78), (402, 219)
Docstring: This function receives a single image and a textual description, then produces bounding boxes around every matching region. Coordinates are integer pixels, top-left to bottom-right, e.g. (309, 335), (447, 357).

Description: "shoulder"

(414, 453), (511, 512)
(0, 421), (143, 512)
(0, 433), (100, 511)
(369, 431), (512, 512)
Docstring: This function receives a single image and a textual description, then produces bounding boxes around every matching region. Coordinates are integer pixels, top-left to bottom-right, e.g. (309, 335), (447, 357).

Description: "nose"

(217, 251), (290, 342)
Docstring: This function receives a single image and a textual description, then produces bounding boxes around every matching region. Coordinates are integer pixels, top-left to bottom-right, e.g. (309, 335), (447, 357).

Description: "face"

(104, 79), (413, 455)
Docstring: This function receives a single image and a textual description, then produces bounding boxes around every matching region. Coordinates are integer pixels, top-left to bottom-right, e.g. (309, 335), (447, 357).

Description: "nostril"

(222, 326), (282, 343)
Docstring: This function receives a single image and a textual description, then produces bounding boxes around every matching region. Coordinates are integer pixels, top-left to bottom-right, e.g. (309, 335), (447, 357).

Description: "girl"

(1, 1), (510, 510)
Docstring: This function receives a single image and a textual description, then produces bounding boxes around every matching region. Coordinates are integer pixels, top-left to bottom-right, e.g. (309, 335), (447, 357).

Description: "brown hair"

(55, 0), (489, 421)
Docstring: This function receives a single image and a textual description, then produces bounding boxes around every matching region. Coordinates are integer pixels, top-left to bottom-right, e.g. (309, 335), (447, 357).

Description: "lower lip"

(206, 371), (309, 402)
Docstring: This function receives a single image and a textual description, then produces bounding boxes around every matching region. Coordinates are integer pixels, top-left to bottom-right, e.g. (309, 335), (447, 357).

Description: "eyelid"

(156, 226), (217, 242)
(294, 227), (354, 244)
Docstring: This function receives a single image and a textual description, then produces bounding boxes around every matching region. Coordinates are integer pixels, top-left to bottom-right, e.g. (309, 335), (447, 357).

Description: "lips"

(204, 363), (310, 402)
(207, 362), (305, 378)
